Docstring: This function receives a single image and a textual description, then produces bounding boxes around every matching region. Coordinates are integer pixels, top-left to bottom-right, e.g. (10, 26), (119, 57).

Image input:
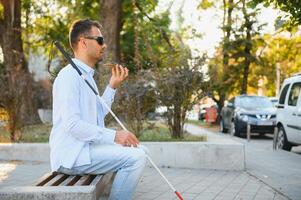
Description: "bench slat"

(74, 175), (95, 186)
(66, 175), (82, 186)
(35, 172), (57, 186)
(82, 175), (97, 185)
(59, 175), (76, 186)
(44, 174), (66, 186)
(51, 174), (69, 186)
(90, 175), (103, 186)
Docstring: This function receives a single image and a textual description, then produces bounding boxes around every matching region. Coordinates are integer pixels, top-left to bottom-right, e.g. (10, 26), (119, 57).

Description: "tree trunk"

(172, 104), (182, 138)
(166, 107), (173, 135)
(214, 92), (225, 121)
(222, 0), (233, 68)
(132, 0), (141, 70)
(100, 0), (122, 63)
(97, 0), (122, 91)
(0, 0), (40, 141)
(241, 0), (252, 94)
(135, 96), (142, 137)
(220, 0), (234, 106)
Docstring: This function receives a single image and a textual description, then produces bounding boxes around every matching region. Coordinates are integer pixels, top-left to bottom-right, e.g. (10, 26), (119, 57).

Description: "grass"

(0, 121), (207, 143)
(139, 122), (207, 142)
(185, 119), (220, 132)
(0, 123), (51, 143)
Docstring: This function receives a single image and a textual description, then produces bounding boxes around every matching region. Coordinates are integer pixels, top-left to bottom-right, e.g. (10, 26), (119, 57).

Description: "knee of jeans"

(138, 144), (150, 155)
(128, 149), (147, 168)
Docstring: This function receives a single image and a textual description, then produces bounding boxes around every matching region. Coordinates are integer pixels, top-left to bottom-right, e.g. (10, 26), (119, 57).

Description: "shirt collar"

(72, 58), (95, 76)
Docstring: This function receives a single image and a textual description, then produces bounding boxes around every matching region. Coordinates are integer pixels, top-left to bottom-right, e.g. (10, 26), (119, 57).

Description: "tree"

(0, 0), (40, 141)
(155, 51), (207, 138)
(220, 0), (234, 107)
(251, 0), (301, 27)
(231, 0), (264, 94)
(112, 70), (157, 137)
(252, 33), (301, 96)
(208, 0), (265, 104)
(207, 0), (235, 111)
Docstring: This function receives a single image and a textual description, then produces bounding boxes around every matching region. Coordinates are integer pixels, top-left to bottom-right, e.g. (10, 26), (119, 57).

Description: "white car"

(269, 97), (278, 108)
(276, 73), (301, 151)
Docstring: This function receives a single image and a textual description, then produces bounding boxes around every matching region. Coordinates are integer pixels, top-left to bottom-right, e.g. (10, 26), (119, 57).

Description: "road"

(186, 124), (301, 200)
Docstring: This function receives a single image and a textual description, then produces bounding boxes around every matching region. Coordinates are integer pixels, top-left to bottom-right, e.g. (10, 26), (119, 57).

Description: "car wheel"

(276, 126), (292, 151)
(220, 118), (228, 133)
(230, 121), (241, 137)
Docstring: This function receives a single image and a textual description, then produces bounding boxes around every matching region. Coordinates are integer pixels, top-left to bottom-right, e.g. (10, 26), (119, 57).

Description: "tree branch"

(0, 24), (3, 47)
(0, 0), (6, 46)
(134, 1), (175, 52)
(0, 15), (4, 38)
(0, 16), (3, 30)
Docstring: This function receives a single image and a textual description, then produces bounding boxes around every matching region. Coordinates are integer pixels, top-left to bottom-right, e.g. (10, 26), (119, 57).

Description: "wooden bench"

(0, 172), (116, 200)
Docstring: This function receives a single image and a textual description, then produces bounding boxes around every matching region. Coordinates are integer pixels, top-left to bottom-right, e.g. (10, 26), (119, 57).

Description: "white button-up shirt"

(50, 58), (116, 171)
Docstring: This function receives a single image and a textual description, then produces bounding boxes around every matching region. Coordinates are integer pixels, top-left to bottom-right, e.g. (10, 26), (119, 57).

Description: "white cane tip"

(138, 144), (150, 155)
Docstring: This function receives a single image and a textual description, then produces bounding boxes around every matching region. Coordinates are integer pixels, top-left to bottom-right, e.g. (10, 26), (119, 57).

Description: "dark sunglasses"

(84, 36), (104, 46)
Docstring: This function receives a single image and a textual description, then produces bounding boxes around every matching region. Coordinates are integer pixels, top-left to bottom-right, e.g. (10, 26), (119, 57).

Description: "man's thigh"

(74, 143), (146, 174)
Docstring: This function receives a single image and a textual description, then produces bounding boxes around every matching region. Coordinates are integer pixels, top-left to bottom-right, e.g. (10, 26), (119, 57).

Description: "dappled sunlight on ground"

(0, 161), (20, 182)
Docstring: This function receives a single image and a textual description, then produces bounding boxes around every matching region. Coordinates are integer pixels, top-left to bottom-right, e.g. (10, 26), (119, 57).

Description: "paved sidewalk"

(229, 135), (301, 200)
(135, 167), (289, 200)
(0, 160), (289, 200)
(185, 123), (301, 200)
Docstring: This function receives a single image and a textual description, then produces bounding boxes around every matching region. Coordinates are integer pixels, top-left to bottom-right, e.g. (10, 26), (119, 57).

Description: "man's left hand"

(109, 64), (129, 89)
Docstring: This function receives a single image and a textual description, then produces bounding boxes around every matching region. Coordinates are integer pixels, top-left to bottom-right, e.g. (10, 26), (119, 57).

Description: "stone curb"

(0, 142), (245, 171)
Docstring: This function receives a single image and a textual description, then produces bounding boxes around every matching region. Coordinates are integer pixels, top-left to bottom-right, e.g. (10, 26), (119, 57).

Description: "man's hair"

(69, 19), (102, 50)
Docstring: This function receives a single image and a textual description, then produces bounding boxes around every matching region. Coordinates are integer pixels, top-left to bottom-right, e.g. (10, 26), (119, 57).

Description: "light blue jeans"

(58, 143), (147, 200)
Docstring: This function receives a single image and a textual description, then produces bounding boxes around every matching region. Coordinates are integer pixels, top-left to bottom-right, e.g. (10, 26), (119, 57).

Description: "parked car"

(220, 95), (277, 137)
(269, 97), (278, 108)
(198, 106), (207, 121)
(276, 73), (301, 151)
(198, 104), (211, 121)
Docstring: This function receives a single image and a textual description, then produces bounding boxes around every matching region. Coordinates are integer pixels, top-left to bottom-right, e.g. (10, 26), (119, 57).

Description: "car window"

(236, 96), (273, 109)
(279, 84), (290, 105)
(288, 82), (301, 106)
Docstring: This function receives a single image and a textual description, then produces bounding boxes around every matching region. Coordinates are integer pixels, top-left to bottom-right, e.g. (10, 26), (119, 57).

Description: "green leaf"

(197, 0), (214, 10)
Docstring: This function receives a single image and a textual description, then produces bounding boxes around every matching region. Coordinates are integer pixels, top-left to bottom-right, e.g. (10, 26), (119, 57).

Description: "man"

(50, 19), (146, 200)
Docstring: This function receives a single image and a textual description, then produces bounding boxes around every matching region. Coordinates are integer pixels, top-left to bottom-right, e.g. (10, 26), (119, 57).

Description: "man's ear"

(78, 37), (87, 49)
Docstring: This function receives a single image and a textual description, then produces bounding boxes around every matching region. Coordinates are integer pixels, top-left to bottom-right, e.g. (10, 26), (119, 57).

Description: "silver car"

(220, 95), (277, 137)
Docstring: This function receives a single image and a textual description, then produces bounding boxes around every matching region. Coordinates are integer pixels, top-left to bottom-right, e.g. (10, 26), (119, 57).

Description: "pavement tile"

(253, 195), (275, 200)
(152, 192), (178, 200)
(181, 192), (199, 200)
(234, 194), (255, 200)
(184, 184), (207, 194)
(135, 191), (163, 200)
(274, 194), (290, 200)
(194, 192), (218, 200)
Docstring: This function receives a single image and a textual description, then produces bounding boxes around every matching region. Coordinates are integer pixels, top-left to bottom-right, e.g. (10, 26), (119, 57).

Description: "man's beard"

(96, 52), (105, 63)
(96, 56), (104, 63)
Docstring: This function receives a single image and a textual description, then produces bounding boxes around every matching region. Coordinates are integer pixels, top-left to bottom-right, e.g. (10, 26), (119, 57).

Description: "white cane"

(54, 41), (184, 200)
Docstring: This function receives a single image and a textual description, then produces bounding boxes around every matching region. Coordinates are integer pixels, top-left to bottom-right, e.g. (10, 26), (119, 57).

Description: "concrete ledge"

(0, 141), (245, 170)
(0, 143), (50, 162)
(0, 186), (96, 200)
(144, 142), (245, 170)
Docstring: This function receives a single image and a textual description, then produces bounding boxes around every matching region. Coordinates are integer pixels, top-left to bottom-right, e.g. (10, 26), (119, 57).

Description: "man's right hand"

(114, 130), (139, 147)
